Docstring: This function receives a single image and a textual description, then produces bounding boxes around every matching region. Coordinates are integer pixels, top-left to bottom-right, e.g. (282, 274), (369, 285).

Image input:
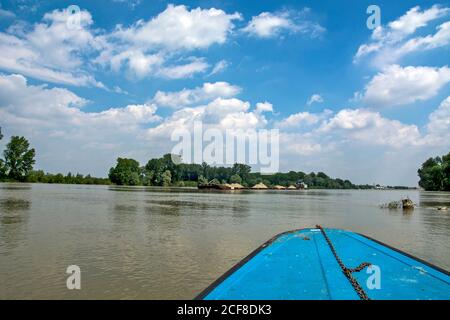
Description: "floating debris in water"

(379, 201), (402, 209)
(380, 198), (415, 210)
(401, 198), (414, 210)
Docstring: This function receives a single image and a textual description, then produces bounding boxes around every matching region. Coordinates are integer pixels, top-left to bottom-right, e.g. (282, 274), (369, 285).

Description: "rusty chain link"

(316, 225), (372, 300)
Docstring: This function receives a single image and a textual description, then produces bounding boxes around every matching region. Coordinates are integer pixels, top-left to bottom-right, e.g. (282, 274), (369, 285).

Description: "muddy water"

(0, 183), (449, 299)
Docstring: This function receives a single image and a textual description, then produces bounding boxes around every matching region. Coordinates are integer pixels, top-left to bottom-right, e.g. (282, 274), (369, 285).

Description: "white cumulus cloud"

(112, 4), (241, 51)
(0, 8), (106, 88)
(354, 5), (450, 66)
(360, 65), (450, 107)
(156, 58), (209, 79)
(152, 82), (241, 108)
(277, 112), (321, 128)
(320, 108), (422, 147)
(209, 60), (230, 76)
(99, 4), (241, 78)
(0, 4), (244, 85)
(307, 94), (323, 105)
(243, 9), (325, 38)
(424, 96), (450, 145)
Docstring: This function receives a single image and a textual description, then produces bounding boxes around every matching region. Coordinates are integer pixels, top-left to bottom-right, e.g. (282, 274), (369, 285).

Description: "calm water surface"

(0, 183), (449, 299)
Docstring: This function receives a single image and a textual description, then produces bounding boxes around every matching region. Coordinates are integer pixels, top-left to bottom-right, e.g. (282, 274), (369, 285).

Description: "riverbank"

(0, 180), (419, 190)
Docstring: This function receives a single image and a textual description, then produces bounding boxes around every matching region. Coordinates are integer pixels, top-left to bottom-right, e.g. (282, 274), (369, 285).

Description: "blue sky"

(0, 0), (449, 185)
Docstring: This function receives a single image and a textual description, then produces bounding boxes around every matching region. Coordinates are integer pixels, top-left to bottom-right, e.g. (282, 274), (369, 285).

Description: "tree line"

(25, 170), (110, 185)
(108, 153), (363, 189)
(418, 151), (450, 191)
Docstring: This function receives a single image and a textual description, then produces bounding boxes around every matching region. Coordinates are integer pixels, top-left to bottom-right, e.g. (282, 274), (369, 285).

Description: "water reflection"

(419, 192), (450, 208)
(0, 184), (32, 191)
(0, 197), (31, 252)
(401, 208), (414, 216)
(144, 198), (250, 213)
(230, 199), (250, 219)
(145, 202), (181, 216)
(0, 198), (30, 212)
(113, 204), (138, 214)
(108, 185), (197, 194)
(381, 207), (414, 218)
(111, 202), (138, 226)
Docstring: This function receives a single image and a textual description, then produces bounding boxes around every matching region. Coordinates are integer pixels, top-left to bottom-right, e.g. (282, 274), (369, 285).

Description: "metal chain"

(315, 225), (372, 300)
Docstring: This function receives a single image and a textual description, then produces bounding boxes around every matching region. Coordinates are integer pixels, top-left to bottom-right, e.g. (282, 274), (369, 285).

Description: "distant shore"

(0, 180), (419, 190)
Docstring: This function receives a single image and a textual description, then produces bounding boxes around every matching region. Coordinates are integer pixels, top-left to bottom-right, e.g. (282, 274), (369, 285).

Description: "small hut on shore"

(273, 185), (286, 190)
(230, 183), (245, 190)
(252, 183), (268, 189)
(287, 185), (296, 190)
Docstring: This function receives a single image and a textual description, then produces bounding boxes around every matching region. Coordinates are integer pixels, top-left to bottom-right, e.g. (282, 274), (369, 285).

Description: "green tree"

(198, 175), (208, 184)
(317, 172), (329, 179)
(443, 152), (450, 191)
(210, 178), (220, 185)
(232, 163), (251, 182)
(229, 174), (242, 184)
(161, 170), (172, 186)
(0, 158), (5, 179)
(26, 170), (45, 183)
(418, 157), (443, 191)
(142, 168), (154, 186)
(0, 127), (6, 179)
(418, 152), (450, 191)
(0, 128), (5, 179)
(109, 158), (141, 185)
(3, 136), (36, 181)
(145, 157), (165, 185)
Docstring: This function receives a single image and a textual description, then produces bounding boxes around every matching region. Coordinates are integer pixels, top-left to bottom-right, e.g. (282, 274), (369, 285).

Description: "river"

(0, 183), (449, 299)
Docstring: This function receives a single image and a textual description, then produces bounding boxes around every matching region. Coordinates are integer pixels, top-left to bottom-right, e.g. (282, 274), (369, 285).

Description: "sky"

(0, 0), (449, 186)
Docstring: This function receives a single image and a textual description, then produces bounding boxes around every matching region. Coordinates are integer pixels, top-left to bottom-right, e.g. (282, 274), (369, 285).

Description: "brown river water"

(0, 183), (449, 299)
